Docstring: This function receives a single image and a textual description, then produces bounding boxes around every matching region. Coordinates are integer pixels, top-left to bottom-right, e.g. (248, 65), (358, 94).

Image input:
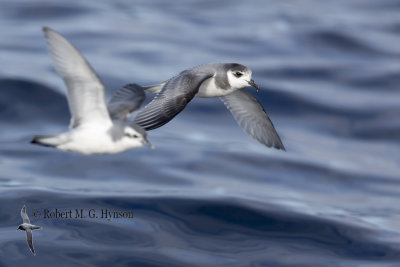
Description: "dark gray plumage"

(220, 89), (285, 150)
(134, 69), (213, 130)
(129, 63), (285, 150)
(108, 84), (146, 121)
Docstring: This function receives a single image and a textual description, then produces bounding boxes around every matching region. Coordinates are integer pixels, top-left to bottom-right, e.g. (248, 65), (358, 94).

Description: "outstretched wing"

(43, 27), (112, 128)
(134, 70), (213, 130)
(220, 89), (285, 150)
(108, 84), (146, 121)
(20, 205), (30, 224)
(26, 229), (35, 255)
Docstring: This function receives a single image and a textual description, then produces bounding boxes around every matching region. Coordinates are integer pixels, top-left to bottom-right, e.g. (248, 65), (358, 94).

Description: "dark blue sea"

(1, 0), (400, 266)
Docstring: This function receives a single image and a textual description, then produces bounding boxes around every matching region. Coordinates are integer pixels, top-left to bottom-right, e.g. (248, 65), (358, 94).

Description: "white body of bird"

(31, 27), (151, 155)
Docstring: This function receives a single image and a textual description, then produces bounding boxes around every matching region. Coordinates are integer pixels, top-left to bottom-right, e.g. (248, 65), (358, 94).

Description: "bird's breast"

(195, 77), (235, 98)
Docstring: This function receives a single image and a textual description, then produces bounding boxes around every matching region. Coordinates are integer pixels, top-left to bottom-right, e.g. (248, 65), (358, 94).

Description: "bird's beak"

(248, 79), (260, 92)
(142, 138), (154, 150)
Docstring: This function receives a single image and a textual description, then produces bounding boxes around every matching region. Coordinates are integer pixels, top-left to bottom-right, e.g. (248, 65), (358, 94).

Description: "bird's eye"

(234, 71), (243, 77)
(125, 133), (139, 138)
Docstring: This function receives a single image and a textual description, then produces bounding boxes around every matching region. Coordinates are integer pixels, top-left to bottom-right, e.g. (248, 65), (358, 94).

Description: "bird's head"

(17, 225), (23, 231)
(226, 63), (259, 91)
(122, 125), (153, 149)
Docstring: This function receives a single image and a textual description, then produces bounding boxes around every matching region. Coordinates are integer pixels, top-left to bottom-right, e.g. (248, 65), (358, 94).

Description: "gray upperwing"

(108, 84), (146, 121)
(134, 70), (213, 131)
(43, 27), (112, 128)
(220, 89), (285, 150)
(21, 205), (30, 224)
(26, 229), (35, 255)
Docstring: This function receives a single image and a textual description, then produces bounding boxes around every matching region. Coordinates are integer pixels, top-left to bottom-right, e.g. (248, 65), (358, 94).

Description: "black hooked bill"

(248, 79), (260, 91)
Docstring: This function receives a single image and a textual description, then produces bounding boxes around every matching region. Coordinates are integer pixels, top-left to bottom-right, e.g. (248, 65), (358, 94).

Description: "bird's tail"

(31, 134), (66, 148)
(32, 226), (41, 230)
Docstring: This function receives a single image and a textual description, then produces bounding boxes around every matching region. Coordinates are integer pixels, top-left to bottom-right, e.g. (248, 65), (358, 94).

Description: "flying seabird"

(128, 63), (285, 150)
(17, 205), (41, 255)
(31, 27), (152, 154)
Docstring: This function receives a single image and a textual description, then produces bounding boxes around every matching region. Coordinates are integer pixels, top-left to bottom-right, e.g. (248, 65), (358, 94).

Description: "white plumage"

(31, 27), (151, 155)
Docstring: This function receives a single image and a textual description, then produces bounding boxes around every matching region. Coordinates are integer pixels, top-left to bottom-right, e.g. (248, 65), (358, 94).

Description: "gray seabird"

(17, 205), (41, 255)
(123, 63), (285, 150)
(31, 27), (152, 154)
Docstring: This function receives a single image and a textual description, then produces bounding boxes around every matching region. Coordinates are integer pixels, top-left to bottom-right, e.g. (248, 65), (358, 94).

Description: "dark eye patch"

(234, 71), (243, 77)
(125, 133), (139, 138)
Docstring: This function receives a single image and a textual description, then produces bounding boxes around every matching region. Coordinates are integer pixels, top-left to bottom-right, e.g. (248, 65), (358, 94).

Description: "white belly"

(57, 126), (123, 154)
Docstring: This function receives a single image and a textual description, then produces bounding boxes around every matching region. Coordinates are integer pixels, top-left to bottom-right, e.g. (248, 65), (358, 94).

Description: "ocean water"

(1, 0), (400, 266)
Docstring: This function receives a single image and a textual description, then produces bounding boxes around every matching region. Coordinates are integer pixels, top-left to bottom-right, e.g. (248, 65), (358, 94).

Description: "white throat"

(227, 70), (252, 89)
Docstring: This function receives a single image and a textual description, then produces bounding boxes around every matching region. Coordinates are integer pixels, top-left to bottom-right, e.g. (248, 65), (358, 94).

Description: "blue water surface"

(1, 0), (400, 266)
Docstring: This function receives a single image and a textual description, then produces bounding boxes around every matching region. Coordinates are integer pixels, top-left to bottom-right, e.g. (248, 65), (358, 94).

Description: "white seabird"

(31, 27), (152, 154)
(17, 205), (41, 255)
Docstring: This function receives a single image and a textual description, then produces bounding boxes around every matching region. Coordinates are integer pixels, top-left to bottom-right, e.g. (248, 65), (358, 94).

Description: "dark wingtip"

(30, 136), (56, 148)
(270, 143), (286, 151)
(42, 26), (49, 33)
(278, 143), (286, 151)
